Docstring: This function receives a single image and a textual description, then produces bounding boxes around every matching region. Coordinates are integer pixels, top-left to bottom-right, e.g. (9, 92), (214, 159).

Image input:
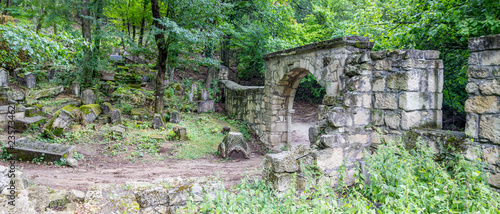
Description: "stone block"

(399, 92), (428, 111)
(353, 108), (370, 126)
(290, 144), (311, 158)
(362, 93), (372, 108)
(0, 68), (8, 88)
(200, 89), (209, 101)
(387, 70), (420, 91)
(488, 172), (500, 189)
(110, 125), (126, 136)
(327, 107), (347, 127)
(374, 59), (392, 70)
(67, 189), (85, 203)
(318, 134), (346, 149)
(424, 50), (440, 59)
(481, 145), (499, 165)
(479, 79), (500, 96)
(80, 104), (101, 123)
(464, 96), (499, 114)
(347, 76), (371, 92)
(384, 111), (401, 130)
(197, 100), (215, 113)
(481, 50), (500, 66)
(372, 77), (386, 92)
(266, 172), (294, 192)
(465, 113), (479, 138)
(312, 148), (344, 175)
(370, 51), (386, 60)
(401, 111), (421, 130)
(468, 66), (491, 78)
(14, 116), (46, 132)
(371, 109), (384, 126)
(466, 82), (479, 94)
(343, 92), (363, 107)
(82, 89), (97, 105)
(34, 86), (64, 99)
(374, 93), (398, 110)
(469, 34), (500, 52)
(479, 115), (500, 144)
(264, 151), (299, 173)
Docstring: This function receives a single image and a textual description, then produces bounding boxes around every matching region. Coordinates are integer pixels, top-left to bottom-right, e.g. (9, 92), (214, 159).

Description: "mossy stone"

(131, 108), (149, 117)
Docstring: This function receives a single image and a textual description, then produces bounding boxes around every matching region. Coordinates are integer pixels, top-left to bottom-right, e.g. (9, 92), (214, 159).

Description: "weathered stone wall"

(465, 34), (500, 189)
(220, 80), (265, 137)
(369, 50), (444, 141)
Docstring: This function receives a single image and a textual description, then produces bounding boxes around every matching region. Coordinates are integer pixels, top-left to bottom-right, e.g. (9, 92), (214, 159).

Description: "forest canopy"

(0, 0), (499, 127)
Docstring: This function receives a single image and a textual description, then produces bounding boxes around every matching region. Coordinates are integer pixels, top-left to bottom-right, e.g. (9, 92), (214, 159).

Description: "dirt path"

(291, 100), (319, 147)
(20, 155), (264, 192)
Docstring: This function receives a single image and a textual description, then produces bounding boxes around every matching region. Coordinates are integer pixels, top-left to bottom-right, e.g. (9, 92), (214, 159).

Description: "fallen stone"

(80, 104), (101, 123)
(197, 100), (215, 113)
(24, 106), (41, 117)
(7, 137), (75, 162)
(170, 111), (181, 123)
(33, 86), (64, 99)
(0, 68), (8, 88)
(264, 151), (299, 173)
(82, 89), (97, 105)
(218, 132), (250, 159)
(66, 158), (78, 167)
(14, 116), (46, 132)
(264, 171), (294, 192)
(44, 108), (77, 137)
(173, 126), (188, 141)
(110, 125), (126, 136)
(152, 113), (165, 129)
(101, 102), (113, 115)
(109, 109), (122, 124)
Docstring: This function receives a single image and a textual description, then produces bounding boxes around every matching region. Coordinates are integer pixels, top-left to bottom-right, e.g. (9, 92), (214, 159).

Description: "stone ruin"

(219, 34), (500, 191)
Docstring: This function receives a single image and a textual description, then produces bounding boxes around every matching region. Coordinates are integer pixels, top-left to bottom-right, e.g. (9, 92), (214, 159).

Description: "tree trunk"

(3, 0), (9, 14)
(53, 23), (57, 35)
(204, 44), (215, 88)
(81, 0), (93, 84)
(220, 34), (230, 67)
(81, 0), (91, 43)
(132, 25), (136, 43)
(151, 0), (168, 113)
(94, 0), (103, 51)
(138, 0), (147, 47)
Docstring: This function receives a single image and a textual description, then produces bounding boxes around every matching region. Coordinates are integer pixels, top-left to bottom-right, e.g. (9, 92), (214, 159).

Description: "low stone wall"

(220, 80), (265, 137)
(464, 33), (500, 189)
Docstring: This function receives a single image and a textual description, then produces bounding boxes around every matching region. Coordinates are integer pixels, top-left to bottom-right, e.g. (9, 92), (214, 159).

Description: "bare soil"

(291, 100), (319, 147)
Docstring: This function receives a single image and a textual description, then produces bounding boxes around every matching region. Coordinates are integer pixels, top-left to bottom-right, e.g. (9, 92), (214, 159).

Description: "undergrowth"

(183, 139), (500, 213)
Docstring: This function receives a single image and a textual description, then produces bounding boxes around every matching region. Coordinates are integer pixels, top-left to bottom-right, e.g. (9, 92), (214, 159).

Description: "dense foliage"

(185, 140), (500, 213)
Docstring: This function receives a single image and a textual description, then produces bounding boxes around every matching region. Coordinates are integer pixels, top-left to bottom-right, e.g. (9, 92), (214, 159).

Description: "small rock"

(82, 89), (97, 105)
(221, 126), (230, 134)
(80, 104), (101, 123)
(67, 189), (85, 203)
(48, 190), (69, 209)
(197, 100), (215, 113)
(141, 75), (150, 82)
(66, 158), (78, 167)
